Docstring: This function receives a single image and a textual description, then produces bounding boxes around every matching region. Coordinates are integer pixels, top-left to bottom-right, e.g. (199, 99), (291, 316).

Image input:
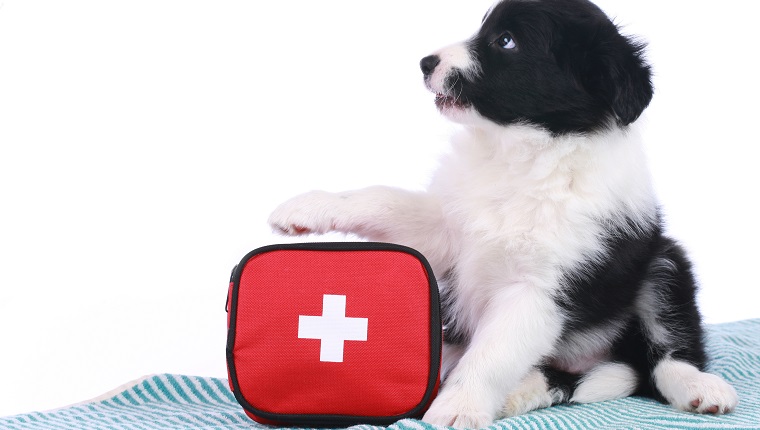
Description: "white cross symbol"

(297, 294), (368, 363)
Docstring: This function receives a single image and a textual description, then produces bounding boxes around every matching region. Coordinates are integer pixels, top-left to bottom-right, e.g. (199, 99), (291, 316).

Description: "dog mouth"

(435, 93), (471, 110)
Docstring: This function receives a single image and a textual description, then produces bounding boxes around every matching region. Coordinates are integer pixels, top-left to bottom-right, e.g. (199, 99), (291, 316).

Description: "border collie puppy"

(268, 0), (738, 427)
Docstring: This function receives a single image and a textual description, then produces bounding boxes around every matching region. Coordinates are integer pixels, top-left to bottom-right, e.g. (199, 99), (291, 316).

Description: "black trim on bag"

(225, 265), (237, 313)
(225, 242), (442, 427)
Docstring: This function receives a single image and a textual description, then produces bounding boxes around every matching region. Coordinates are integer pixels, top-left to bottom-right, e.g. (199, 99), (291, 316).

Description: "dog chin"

(431, 94), (475, 123)
(436, 101), (489, 127)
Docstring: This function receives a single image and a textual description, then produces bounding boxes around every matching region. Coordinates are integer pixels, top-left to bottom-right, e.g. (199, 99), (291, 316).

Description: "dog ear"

(556, 23), (654, 127)
(582, 29), (654, 126)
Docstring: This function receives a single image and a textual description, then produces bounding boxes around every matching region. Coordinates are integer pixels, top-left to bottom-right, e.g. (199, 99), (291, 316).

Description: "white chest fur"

(429, 124), (658, 338)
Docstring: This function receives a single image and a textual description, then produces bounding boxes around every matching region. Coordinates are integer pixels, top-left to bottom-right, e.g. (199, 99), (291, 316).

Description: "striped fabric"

(2, 319), (759, 430)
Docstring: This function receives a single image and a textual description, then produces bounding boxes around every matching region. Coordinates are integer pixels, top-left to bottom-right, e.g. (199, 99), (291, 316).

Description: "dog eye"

(497, 33), (516, 50)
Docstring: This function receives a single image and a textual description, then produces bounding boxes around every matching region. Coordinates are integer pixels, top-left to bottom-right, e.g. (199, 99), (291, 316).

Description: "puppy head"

(421, 0), (653, 134)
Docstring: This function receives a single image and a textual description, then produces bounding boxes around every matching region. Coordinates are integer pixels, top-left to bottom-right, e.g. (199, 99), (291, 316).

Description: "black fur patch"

(557, 212), (706, 401)
(541, 366), (583, 403)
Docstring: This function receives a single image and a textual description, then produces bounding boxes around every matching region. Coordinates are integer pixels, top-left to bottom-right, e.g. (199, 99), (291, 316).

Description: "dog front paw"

(268, 191), (343, 236)
(423, 389), (494, 429)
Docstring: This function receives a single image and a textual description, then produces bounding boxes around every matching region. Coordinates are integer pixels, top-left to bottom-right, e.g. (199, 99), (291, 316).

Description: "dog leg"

(570, 362), (638, 404)
(422, 285), (562, 428)
(630, 238), (739, 414)
(653, 359), (738, 414)
(268, 186), (453, 271)
(499, 362), (637, 418)
(500, 369), (561, 418)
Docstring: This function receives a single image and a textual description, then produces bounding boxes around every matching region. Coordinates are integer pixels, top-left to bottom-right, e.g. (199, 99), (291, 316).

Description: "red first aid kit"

(226, 242), (442, 427)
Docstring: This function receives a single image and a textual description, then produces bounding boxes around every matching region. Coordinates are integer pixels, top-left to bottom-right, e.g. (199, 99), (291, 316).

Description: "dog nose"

(420, 55), (441, 76)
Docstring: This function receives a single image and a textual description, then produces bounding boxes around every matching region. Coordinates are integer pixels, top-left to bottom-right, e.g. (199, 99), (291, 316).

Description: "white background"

(1, 0), (759, 418)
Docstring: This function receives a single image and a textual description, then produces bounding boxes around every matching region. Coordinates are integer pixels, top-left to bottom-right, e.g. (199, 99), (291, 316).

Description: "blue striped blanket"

(2, 319), (759, 429)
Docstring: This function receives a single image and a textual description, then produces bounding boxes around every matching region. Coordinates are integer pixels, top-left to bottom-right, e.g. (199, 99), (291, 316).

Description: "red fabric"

(231, 249), (435, 418)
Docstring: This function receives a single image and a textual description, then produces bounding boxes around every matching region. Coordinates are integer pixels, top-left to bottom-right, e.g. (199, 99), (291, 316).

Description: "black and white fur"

(268, 0), (738, 427)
